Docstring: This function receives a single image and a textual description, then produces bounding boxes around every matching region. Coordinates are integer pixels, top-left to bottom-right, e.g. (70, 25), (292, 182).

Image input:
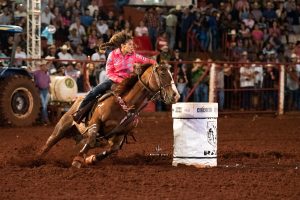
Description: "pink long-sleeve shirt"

(106, 48), (156, 83)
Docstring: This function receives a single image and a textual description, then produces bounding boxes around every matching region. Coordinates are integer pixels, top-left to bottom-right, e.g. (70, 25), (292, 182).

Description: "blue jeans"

(148, 27), (158, 50)
(194, 83), (208, 102)
(39, 88), (50, 122)
(166, 26), (176, 50)
(79, 79), (113, 109)
(218, 89), (224, 110)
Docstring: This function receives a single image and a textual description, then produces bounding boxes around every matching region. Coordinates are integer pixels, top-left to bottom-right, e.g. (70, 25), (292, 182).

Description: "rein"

(101, 64), (173, 140)
(137, 64), (172, 102)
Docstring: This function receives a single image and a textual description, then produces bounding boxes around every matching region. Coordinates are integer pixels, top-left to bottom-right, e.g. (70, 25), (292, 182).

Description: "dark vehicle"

(0, 25), (41, 126)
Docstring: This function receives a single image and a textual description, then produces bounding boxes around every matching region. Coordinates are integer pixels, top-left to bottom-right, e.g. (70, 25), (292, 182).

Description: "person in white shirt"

(88, 0), (99, 16)
(69, 17), (86, 38)
(96, 19), (109, 39)
(98, 66), (108, 84)
(240, 60), (255, 110)
(14, 46), (26, 67)
(91, 48), (106, 68)
(57, 45), (73, 65)
(134, 21), (149, 37)
(41, 6), (55, 27)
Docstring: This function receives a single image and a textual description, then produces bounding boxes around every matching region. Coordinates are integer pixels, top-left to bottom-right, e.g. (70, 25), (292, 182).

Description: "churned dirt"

(0, 112), (299, 200)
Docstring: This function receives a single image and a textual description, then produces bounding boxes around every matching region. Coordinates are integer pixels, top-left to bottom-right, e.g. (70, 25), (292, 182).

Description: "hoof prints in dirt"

(109, 154), (172, 166)
(221, 151), (295, 159)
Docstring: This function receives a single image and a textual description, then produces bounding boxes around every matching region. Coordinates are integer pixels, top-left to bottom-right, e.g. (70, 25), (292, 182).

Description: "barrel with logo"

(50, 75), (78, 102)
(172, 103), (218, 168)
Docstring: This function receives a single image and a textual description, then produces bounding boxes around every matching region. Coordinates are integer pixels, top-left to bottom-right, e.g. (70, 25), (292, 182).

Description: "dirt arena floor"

(0, 112), (299, 200)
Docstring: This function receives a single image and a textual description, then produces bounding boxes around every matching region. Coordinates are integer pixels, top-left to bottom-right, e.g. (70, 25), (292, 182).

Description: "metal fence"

(1, 57), (300, 115)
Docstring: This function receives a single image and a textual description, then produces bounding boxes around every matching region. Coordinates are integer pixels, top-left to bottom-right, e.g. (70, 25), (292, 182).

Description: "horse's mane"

(114, 63), (153, 96)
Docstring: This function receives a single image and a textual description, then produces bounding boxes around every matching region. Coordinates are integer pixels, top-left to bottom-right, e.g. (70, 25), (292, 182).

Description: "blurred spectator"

(123, 20), (133, 36)
(80, 9), (94, 27)
(191, 58), (209, 102)
(0, 49), (8, 67)
(87, 62), (98, 87)
(156, 31), (168, 51)
(181, 7), (196, 51)
(69, 17), (87, 39)
(263, 2), (277, 22)
(41, 6), (55, 30)
(75, 62), (91, 92)
(251, 24), (264, 49)
(65, 63), (80, 82)
(96, 19), (109, 41)
(239, 60), (255, 110)
(87, 29), (98, 50)
(251, 2), (262, 22)
(285, 53), (300, 110)
(57, 44), (73, 65)
(170, 49), (184, 74)
(73, 45), (88, 61)
(134, 20), (148, 37)
(107, 11), (116, 28)
(14, 4), (26, 19)
(165, 8), (177, 50)
(262, 63), (279, 110)
(98, 65), (108, 84)
(68, 28), (83, 48)
(88, 0), (99, 17)
(61, 10), (72, 27)
(14, 46), (26, 67)
(144, 7), (160, 50)
(157, 45), (171, 64)
(176, 74), (188, 102)
(216, 62), (224, 110)
(33, 60), (51, 125)
(91, 48), (106, 68)
(223, 63), (235, 109)
(0, 6), (12, 25)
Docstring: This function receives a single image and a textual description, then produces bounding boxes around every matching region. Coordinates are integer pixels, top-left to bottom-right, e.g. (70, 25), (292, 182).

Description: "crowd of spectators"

(0, 0), (300, 111)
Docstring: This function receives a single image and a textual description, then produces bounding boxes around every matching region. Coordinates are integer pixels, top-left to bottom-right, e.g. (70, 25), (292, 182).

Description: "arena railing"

(1, 57), (299, 115)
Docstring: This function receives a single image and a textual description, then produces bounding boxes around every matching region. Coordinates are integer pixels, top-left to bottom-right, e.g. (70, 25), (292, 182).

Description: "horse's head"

(141, 63), (180, 104)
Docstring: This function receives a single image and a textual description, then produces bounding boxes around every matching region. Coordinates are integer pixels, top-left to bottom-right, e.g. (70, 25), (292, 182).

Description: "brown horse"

(39, 63), (180, 168)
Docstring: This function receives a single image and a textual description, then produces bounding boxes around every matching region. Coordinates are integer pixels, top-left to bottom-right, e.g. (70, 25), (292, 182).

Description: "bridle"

(137, 64), (173, 103)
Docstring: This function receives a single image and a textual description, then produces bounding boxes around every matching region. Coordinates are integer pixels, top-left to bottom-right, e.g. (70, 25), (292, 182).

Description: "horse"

(39, 63), (180, 168)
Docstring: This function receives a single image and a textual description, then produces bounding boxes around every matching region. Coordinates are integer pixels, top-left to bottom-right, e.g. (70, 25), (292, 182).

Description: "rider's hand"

(134, 64), (142, 75)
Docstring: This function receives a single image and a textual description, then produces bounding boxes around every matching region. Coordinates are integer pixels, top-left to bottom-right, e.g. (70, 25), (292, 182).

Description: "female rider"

(73, 31), (157, 123)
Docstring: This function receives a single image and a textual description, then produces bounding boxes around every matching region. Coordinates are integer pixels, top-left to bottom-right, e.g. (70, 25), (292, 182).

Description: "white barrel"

(172, 103), (218, 168)
(50, 75), (78, 102)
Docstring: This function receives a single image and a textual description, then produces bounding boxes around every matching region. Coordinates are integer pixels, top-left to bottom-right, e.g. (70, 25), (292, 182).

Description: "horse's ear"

(134, 63), (152, 75)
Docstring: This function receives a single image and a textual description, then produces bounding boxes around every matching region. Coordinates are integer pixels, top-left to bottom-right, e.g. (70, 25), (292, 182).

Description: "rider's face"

(121, 39), (134, 54)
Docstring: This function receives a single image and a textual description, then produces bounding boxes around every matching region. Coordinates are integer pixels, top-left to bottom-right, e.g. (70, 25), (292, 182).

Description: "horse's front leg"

(85, 135), (125, 165)
(72, 123), (99, 168)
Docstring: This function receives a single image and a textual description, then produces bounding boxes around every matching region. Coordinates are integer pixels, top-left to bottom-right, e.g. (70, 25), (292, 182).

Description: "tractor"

(0, 25), (41, 126)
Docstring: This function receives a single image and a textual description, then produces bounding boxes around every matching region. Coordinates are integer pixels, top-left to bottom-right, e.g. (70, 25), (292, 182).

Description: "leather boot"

(72, 109), (86, 124)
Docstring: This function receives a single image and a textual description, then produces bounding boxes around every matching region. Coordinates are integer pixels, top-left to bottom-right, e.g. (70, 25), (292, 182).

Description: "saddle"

(73, 92), (113, 124)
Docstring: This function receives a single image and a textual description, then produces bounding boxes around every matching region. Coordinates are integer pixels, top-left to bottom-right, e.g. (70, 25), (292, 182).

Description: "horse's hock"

(172, 103), (218, 168)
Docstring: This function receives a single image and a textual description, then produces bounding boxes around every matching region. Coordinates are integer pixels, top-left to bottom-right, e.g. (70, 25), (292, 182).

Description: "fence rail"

(1, 57), (300, 115)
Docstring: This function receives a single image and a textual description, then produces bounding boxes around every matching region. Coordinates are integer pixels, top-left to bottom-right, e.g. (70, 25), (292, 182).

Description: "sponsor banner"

(172, 103), (218, 118)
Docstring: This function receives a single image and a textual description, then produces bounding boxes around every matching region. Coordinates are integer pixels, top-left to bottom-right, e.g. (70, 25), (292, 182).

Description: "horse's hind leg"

(38, 115), (73, 157)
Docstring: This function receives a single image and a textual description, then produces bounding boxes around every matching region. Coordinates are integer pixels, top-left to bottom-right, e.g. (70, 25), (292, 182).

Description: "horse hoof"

(72, 156), (85, 168)
(85, 155), (96, 165)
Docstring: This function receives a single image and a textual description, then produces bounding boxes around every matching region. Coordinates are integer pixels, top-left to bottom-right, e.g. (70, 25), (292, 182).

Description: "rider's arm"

(134, 53), (157, 65)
